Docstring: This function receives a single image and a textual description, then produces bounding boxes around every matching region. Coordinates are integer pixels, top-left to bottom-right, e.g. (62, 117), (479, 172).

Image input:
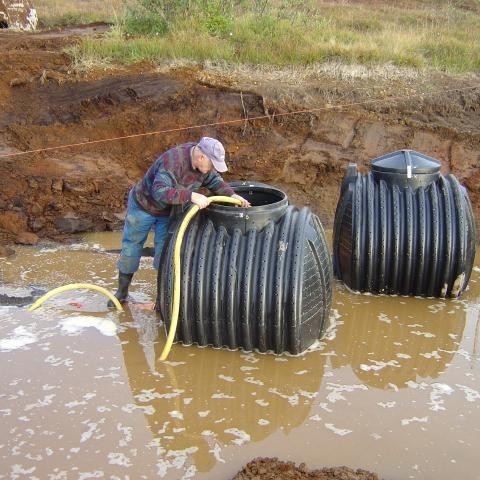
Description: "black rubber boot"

(107, 272), (134, 307)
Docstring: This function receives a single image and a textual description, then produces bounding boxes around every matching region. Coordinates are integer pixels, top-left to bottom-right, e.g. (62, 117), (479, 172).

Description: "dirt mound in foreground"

(233, 458), (379, 480)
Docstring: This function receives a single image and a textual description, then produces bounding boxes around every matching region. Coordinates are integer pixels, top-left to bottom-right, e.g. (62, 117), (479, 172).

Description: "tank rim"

(208, 181), (288, 213)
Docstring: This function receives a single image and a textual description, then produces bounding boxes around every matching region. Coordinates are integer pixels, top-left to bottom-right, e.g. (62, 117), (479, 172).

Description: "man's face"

(197, 152), (214, 174)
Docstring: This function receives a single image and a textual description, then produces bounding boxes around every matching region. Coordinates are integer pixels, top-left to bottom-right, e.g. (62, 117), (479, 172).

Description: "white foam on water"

(240, 353), (259, 363)
(45, 355), (74, 368)
(420, 351), (442, 359)
(211, 393), (235, 399)
(209, 442), (225, 463)
(299, 389), (318, 400)
(78, 470), (104, 480)
(11, 465), (36, 476)
(108, 452), (132, 467)
(325, 383), (369, 403)
(244, 376), (264, 386)
(156, 446), (198, 478)
(322, 309), (341, 340)
(163, 361), (186, 367)
(319, 402), (333, 412)
(456, 384), (480, 402)
(182, 465), (197, 479)
(410, 330), (436, 338)
(267, 388), (299, 406)
(240, 366), (258, 371)
(324, 423), (352, 436)
(122, 403), (155, 415)
(378, 401), (396, 408)
(224, 427), (250, 445)
(401, 416), (429, 426)
(169, 410), (184, 420)
(60, 316), (117, 337)
(117, 423), (133, 447)
(135, 388), (184, 402)
(80, 419), (106, 443)
(0, 326), (38, 352)
(429, 383), (454, 411)
(378, 312), (391, 323)
(299, 339), (325, 354)
(360, 359), (400, 371)
(65, 392), (96, 409)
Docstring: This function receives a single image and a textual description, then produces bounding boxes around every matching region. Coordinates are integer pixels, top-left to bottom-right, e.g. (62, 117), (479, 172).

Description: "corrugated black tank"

(333, 150), (476, 298)
(156, 181), (332, 354)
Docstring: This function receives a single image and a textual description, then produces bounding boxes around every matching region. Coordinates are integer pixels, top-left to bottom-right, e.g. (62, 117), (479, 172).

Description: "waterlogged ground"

(1, 232), (479, 480)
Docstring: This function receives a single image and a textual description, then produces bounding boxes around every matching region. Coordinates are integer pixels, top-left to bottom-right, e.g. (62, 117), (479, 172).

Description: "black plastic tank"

(156, 181), (332, 355)
(333, 150), (476, 298)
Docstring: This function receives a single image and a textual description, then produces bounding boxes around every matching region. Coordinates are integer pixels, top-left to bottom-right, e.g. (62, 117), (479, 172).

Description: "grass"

(34, 0), (121, 28)
(39, 0), (480, 74)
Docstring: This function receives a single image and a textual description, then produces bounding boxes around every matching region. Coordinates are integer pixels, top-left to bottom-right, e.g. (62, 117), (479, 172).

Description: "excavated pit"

(0, 27), (479, 251)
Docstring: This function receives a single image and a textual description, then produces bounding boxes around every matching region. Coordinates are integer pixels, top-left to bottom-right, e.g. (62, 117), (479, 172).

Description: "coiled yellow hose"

(159, 196), (241, 360)
(28, 283), (123, 311)
(27, 196), (240, 360)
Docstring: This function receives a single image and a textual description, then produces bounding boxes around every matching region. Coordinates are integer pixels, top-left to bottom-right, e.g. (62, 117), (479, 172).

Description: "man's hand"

(191, 192), (209, 209)
(232, 193), (251, 208)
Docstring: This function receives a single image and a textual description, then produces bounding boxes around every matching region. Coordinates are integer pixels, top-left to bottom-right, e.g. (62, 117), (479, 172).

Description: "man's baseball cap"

(197, 137), (227, 172)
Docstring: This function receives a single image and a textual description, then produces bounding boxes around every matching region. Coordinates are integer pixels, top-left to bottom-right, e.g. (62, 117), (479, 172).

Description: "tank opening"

(232, 186), (286, 207)
(0, 20), (8, 28)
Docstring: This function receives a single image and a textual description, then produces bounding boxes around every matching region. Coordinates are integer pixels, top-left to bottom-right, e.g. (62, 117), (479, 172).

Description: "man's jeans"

(117, 190), (169, 274)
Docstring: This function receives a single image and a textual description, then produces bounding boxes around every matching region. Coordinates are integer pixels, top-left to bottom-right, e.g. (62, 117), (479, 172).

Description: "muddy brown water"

(1, 231), (479, 479)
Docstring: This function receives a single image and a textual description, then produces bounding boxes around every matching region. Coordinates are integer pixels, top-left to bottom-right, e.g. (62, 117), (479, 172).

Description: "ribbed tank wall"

(157, 201), (332, 355)
(333, 170), (476, 298)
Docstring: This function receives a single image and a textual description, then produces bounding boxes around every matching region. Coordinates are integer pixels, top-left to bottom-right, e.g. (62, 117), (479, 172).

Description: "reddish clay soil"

(1, 25), (479, 252)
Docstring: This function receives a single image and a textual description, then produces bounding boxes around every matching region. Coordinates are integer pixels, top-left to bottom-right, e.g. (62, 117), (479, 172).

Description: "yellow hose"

(27, 196), (238, 355)
(159, 195), (241, 361)
(28, 283), (123, 312)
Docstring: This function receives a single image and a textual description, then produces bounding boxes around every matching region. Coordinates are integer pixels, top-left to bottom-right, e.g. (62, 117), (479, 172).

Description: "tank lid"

(371, 150), (441, 176)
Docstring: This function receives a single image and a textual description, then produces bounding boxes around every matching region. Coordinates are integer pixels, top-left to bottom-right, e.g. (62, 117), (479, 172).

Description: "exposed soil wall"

(0, 27), (479, 248)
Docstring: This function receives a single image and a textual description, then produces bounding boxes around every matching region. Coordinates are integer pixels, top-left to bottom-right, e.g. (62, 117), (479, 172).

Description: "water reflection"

(118, 308), (327, 473)
(112, 270), (475, 473)
(1, 235), (479, 480)
(328, 285), (467, 389)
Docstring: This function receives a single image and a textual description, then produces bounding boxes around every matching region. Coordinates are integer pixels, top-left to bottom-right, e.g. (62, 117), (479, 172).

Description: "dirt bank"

(0, 25), (479, 250)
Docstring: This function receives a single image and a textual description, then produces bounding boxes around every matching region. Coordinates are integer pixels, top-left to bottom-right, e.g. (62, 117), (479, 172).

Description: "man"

(108, 136), (251, 306)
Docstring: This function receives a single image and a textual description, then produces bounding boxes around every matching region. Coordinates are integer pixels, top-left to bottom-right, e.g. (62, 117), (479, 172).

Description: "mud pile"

(0, 26), (479, 250)
(232, 458), (379, 480)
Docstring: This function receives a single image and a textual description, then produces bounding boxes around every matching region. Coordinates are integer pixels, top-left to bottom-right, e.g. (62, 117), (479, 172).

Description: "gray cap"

(197, 137), (227, 172)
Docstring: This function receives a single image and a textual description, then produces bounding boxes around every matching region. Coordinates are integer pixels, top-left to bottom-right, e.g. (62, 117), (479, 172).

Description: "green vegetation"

(42, 0), (480, 74)
(35, 0), (121, 28)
